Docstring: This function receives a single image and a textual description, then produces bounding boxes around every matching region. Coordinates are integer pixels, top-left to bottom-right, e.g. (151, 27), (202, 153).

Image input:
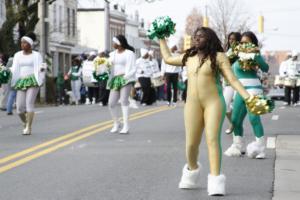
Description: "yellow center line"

(0, 106), (173, 174)
(0, 106), (169, 165)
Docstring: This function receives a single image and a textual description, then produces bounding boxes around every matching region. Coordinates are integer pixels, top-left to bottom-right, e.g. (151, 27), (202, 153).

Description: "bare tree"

(207, 0), (252, 47)
(177, 7), (203, 51)
(185, 7), (203, 36)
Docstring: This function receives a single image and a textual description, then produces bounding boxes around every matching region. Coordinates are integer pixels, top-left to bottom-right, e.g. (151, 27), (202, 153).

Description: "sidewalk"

(273, 135), (300, 200)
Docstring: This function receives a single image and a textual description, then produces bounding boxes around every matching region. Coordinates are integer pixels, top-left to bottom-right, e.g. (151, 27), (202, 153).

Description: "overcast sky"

(79, 0), (300, 52)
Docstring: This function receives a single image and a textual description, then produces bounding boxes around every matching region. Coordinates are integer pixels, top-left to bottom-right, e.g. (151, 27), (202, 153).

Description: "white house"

(46, 0), (78, 76)
(77, 3), (127, 52)
(77, 1), (150, 54)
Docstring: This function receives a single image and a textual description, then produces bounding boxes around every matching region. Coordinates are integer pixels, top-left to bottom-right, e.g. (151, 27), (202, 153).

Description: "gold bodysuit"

(160, 39), (249, 175)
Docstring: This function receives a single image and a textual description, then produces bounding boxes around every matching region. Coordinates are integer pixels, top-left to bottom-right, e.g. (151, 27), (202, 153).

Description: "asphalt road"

(0, 101), (298, 200)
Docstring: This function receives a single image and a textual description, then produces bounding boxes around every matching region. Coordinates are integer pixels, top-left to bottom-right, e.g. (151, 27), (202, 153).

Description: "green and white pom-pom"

(147, 16), (176, 40)
(0, 65), (11, 84)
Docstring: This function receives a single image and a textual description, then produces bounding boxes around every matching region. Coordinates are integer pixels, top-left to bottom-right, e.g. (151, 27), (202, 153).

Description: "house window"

(53, 4), (57, 32)
(72, 9), (76, 37)
(67, 8), (70, 36)
(59, 5), (62, 32)
(0, 1), (4, 18)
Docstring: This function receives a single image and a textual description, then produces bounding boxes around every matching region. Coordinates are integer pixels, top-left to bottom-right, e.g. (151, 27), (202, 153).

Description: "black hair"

(241, 31), (259, 46)
(25, 32), (37, 42)
(0, 53), (9, 66)
(226, 32), (242, 50)
(182, 27), (224, 75)
(72, 57), (82, 67)
(115, 35), (135, 52)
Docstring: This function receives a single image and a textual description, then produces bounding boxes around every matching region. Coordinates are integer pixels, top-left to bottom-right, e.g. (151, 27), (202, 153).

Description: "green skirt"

(107, 75), (130, 91)
(15, 75), (38, 90)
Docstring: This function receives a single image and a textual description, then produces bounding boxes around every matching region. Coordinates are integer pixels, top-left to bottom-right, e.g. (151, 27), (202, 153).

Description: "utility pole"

(258, 15), (264, 33)
(203, 5), (209, 27)
(39, 0), (48, 103)
(104, 0), (110, 51)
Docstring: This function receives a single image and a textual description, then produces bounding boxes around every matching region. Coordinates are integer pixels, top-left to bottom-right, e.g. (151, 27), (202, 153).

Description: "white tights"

(16, 87), (39, 113)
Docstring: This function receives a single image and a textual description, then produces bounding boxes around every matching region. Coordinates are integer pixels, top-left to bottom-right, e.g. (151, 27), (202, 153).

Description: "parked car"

(267, 87), (285, 101)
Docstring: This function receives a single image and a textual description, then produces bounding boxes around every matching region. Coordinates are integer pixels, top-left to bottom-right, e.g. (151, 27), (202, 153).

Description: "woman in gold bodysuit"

(160, 27), (251, 196)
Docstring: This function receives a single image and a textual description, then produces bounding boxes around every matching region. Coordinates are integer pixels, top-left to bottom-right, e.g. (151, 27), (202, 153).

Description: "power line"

(262, 8), (300, 13)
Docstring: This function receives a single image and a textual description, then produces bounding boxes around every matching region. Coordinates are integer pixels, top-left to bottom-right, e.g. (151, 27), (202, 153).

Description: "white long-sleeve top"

(18, 53), (34, 78)
(11, 50), (45, 87)
(149, 58), (161, 78)
(150, 58), (160, 73)
(161, 53), (181, 75)
(109, 49), (136, 82)
(136, 58), (153, 78)
(279, 59), (289, 76)
(280, 59), (300, 78)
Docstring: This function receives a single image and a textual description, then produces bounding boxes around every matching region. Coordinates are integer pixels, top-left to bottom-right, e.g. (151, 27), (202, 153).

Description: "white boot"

(224, 136), (245, 157)
(110, 121), (120, 133)
(23, 112), (34, 135)
(109, 106), (120, 133)
(207, 174), (226, 196)
(120, 106), (129, 134)
(179, 163), (201, 189)
(92, 97), (96, 104)
(247, 136), (266, 159)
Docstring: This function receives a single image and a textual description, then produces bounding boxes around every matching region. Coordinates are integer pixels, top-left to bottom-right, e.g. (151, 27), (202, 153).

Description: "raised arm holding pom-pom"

(158, 26), (254, 196)
(148, 16), (272, 196)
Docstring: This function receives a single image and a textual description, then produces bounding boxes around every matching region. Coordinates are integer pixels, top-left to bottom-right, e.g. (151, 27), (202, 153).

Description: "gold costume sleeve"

(159, 39), (184, 66)
(217, 52), (250, 99)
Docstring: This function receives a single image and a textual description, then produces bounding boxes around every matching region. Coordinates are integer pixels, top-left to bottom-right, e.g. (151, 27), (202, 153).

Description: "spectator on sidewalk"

(56, 70), (65, 105)
(280, 51), (300, 106)
(161, 44), (181, 106)
(0, 53), (9, 111)
(5, 57), (17, 115)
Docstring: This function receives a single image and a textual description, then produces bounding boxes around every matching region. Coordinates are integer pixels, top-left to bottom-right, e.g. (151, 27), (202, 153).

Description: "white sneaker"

(225, 126), (233, 134)
(179, 163), (201, 189)
(255, 152), (266, 159)
(207, 174), (226, 196)
(110, 122), (120, 133)
(85, 99), (91, 105)
(283, 102), (289, 106)
(247, 137), (266, 159)
(92, 98), (96, 104)
(224, 136), (245, 157)
(172, 102), (177, 107)
(129, 99), (139, 109)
